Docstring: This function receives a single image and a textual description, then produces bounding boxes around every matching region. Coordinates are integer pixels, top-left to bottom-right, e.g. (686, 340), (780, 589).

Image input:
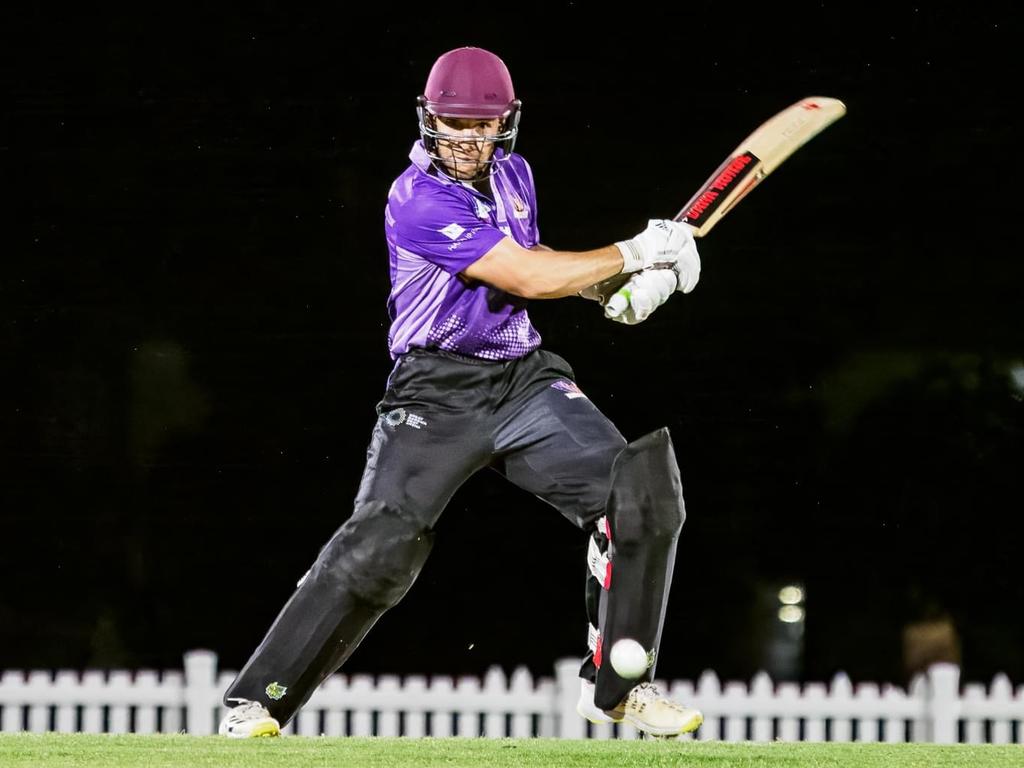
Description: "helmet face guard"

(417, 96), (522, 182)
(416, 47), (521, 183)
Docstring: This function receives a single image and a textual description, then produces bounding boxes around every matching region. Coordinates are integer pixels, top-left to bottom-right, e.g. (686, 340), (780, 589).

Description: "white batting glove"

(615, 219), (700, 292)
(604, 268), (678, 325)
(615, 220), (679, 273)
(672, 229), (701, 294)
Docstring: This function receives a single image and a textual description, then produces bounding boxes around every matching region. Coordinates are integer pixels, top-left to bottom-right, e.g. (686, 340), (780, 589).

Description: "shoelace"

(226, 698), (268, 718)
(628, 682), (689, 712)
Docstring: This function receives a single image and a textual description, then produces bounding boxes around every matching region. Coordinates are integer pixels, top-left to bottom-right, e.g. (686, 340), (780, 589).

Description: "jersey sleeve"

(520, 155), (541, 245)
(388, 189), (507, 275)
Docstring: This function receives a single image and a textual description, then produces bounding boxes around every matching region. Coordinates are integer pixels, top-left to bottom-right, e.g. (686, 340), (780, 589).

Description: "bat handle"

(605, 288), (630, 318)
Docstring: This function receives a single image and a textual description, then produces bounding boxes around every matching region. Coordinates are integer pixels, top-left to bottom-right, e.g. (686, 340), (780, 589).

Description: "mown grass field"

(1, 734), (1022, 768)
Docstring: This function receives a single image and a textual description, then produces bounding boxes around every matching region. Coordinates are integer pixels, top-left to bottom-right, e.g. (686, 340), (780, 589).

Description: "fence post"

(183, 650), (220, 736)
(554, 658), (585, 739)
(926, 663), (960, 743)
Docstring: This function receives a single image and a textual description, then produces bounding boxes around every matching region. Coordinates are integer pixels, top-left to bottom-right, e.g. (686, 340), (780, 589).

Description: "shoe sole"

(251, 722), (281, 738)
(223, 721), (280, 738)
(576, 703), (624, 726)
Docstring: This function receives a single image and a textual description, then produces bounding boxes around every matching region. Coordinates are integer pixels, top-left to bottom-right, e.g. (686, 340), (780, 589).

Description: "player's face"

(433, 116), (502, 180)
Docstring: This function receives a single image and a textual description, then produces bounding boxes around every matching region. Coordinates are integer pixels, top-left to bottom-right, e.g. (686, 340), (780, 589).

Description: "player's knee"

(646, 493), (687, 538)
(572, 441), (630, 527)
(314, 500), (434, 608)
(606, 427), (686, 545)
(611, 501), (685, 559)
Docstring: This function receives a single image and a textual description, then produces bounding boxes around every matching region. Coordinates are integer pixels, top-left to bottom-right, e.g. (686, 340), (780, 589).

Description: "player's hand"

(615, 219), (700, 293)
(614, 218), (696, 278)
(670, 227), (701, 294)
(616, 219), (679, 272)
(603, 268), (677, 325)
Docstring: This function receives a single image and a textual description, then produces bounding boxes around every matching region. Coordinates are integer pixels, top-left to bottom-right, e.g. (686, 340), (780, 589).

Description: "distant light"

(778, 585), (804, 605)
(778, 605), (805, 623)
(1010, 362), (1024, 394)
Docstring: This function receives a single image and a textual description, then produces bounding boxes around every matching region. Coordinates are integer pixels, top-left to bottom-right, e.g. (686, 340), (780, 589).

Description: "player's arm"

(529, 242), (634, 303)
(464, 236), (624, 299)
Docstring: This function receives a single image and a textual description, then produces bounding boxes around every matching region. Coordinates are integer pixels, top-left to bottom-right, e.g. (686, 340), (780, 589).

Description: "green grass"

(1, 734), (1022, 768)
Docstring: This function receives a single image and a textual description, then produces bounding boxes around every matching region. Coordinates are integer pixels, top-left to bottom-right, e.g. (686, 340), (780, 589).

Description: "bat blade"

(604, 97), (845, 319)
(675, 96), (846, 237)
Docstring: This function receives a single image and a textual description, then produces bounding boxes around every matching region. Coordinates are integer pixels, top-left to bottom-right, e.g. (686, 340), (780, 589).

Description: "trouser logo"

(551, 380), (587, 399)
(384, 408), (427, 429)
(265, 682), (287, 700)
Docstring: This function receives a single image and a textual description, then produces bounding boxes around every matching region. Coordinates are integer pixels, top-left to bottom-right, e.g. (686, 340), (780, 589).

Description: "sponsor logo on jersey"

(440, 222), (466, 240)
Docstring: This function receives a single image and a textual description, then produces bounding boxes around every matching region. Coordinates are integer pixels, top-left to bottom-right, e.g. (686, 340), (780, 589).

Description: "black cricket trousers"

(224, 347), (627, 723)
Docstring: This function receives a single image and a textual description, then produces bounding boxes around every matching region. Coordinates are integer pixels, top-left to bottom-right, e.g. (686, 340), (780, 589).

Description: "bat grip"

(605, 288), (630, 318)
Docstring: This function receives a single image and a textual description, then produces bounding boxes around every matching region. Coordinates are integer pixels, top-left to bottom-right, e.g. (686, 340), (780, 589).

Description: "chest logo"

(510, 195), (529, 220)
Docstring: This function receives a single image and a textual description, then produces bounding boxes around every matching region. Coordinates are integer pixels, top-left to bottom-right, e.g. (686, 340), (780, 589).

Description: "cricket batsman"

(219, 46), (703, 739)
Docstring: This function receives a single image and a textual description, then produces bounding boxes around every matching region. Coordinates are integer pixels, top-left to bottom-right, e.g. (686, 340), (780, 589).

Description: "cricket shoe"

(577, 679), (624, 725)
(218, 698), (281, 738)
(577, 679), (703, 737)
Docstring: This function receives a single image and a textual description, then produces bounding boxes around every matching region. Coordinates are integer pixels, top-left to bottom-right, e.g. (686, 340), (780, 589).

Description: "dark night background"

(3, 4), (1021, 689)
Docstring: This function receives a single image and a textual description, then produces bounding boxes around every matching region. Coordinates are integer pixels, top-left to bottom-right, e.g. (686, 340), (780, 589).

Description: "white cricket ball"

(609, 638), (649, 679)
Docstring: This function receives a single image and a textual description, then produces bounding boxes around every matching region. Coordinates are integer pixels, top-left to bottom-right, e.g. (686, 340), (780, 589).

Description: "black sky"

(2, 4), (1021, 686)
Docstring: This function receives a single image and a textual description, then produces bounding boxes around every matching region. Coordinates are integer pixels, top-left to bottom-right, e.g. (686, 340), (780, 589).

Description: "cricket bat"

(602, 96), (846, 314)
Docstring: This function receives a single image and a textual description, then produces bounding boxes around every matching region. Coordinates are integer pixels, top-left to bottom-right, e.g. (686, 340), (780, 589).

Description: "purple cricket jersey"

(383, 140), (543, 361)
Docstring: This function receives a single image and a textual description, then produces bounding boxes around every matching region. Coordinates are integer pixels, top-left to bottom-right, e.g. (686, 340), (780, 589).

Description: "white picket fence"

(1, 650), (1022, 742)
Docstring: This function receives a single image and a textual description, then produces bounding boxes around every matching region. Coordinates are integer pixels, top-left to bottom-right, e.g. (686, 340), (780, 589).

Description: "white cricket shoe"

(577, 678), (622, 724)
(218, 698), (281, 738)
(577, 679), (703, 737)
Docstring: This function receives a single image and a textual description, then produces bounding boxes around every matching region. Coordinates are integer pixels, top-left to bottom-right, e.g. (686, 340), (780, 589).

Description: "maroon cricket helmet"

(416, 47), (523, 181)
(420, 46), (518, 118)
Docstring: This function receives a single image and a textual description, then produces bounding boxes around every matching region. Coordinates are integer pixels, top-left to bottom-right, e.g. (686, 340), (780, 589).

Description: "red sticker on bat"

(680, 151), (760, 225)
